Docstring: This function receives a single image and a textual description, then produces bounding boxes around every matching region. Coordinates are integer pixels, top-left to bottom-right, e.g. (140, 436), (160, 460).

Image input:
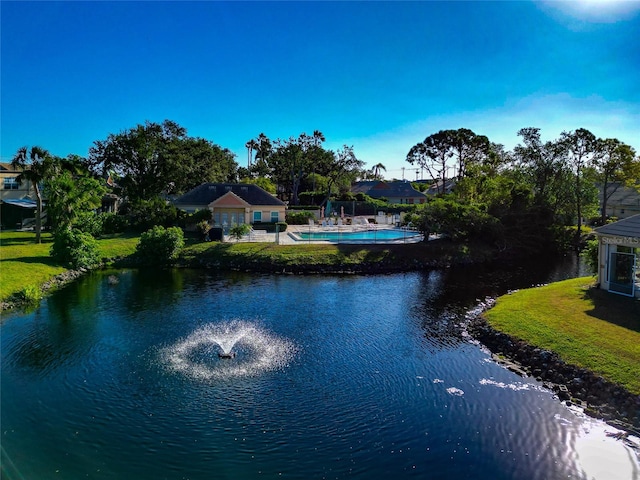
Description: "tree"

(11, 146), (57, 243)
(322, 146), (363, 204)
(250, 133), (273, 178)
(245, 139), (258, 168)
(169, 137), (237, 194)
(448, 128), (491, 180)
(406, 131), (453, 194)
(45, 170), (105, 233)
(592, 138), (639, 223)
(372, 163), (386, 179)
(559, 128), (597, 237)
(88, 120), (237, 202)
(240, 176), (277, 194)
(406, 129), (489, 194)
(269, 135), (309, 205)
(513, 128), (570, 213)
(312, 130), (326, 147)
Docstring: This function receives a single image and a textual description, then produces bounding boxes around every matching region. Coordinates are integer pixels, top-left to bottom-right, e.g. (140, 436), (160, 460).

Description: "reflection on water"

(1, 255), (637, 480)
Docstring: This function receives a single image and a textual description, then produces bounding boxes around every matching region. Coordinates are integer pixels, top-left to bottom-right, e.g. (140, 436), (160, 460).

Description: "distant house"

(424, 178), (456, 196)
(593, 214), (640, 298)
(0, 162), (35, 201)
(599, 182), (640, 220)
(173, 183), (286, 229)
(0, 162), (39, 229)
(351, 180), (427, 204)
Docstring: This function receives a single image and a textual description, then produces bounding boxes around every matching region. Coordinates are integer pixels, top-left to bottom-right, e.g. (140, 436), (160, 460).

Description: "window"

(213, 213), (220, 224)
(253, 211), (262, 223)
(4, 177), (20, 190)
(271, 211), (279, 222)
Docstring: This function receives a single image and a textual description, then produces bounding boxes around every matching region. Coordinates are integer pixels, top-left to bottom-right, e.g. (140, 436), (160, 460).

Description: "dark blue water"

(1, 258), (637, 479)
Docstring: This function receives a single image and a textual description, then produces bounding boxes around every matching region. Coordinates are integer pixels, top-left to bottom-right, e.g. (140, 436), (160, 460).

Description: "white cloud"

(332, 93), (640, 179)
(536, 0), (640, 24)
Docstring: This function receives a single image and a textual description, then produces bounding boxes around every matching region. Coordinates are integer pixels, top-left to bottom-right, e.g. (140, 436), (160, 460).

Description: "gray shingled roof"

(594, 214), (640, 238)
(351, 181), (426, 199)
(173, 183), (286, 207)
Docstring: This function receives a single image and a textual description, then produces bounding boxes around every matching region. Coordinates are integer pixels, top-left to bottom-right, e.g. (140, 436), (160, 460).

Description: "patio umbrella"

(340, 206), (344, 218)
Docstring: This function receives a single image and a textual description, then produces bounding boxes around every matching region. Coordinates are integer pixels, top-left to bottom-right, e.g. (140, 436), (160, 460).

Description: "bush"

(412, 197), (502, 241)
(581, 239), (599, 274)
(229, 223), (251, 241)
(253, 222), (288, 233)
(127, 198), (178, 231)
(75, 212), (103, 237)
(50, 228), (102, 269)
(101, 212), (129, 234)
(286, 211), (315, 225)
(135, 226), (185, 266)
(196, 220), (211, 241)
(13, 284), (43, 306)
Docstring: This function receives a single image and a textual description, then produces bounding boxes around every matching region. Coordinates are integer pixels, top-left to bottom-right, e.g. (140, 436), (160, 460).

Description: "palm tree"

(255, 133), (271, 165)
(372, 163), (386, 179)
(11, 146), (55, 243)
(312, 130), (325, 147)
(245, 139), (258, 168)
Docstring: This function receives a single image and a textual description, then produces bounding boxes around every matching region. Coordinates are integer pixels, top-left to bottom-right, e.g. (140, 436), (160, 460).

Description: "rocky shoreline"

(464, 300), (640, 434)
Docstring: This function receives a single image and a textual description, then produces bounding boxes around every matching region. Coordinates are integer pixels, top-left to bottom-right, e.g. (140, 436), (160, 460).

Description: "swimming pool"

(293, 228), (423, 243)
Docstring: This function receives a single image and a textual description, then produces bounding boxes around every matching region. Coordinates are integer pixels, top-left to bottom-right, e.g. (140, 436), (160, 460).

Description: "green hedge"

(253, 222), (288, 232)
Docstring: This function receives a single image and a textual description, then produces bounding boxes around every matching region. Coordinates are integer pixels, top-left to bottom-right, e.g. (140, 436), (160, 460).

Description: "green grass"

(484, 277), (640, 395)
(178, 239), (496, 269)
(2, 232), (492, 304)
(1, 230), (139, 302)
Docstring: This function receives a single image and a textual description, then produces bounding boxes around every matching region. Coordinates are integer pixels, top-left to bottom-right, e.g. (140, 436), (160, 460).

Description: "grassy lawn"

(0, 230), (139, 302)
(484, 277), (640, 395)
(179, 239), (496, 269)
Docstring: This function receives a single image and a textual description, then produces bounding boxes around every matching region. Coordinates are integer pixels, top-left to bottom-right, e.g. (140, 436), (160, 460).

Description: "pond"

(1, 256), (637, 479)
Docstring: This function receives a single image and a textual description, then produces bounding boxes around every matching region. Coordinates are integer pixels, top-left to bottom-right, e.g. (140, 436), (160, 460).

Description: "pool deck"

(226, 225), (424, 245)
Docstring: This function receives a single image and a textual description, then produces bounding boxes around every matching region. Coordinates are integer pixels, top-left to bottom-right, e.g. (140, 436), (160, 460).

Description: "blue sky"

(2, 1), (639, 180)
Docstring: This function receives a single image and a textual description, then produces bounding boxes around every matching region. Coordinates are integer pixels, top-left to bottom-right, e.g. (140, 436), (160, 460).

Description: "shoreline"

(465, 299), (640, 434)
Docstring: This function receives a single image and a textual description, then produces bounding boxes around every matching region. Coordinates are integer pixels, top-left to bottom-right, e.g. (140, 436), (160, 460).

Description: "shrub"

(50, 228), (102, 269)
(101, 212), (129, 234)
(75, 212), (103, 237)
(252, 222), (287, 233)
(229, 223), (251, 241)
(127, 198), (178, 231)
(135, 226), (185, 266)
(13, 284), (43, 306)
(196, 220), (211, 241)
(286, 211), (315, 225)
(581, 239), (599, 274)
(191, 209), (213, 223)
(412, 197), (502, 241)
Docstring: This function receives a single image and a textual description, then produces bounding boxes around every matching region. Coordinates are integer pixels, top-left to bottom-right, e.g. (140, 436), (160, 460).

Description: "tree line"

(405, 127), (639, 252)
(10, 119), (639, 259)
